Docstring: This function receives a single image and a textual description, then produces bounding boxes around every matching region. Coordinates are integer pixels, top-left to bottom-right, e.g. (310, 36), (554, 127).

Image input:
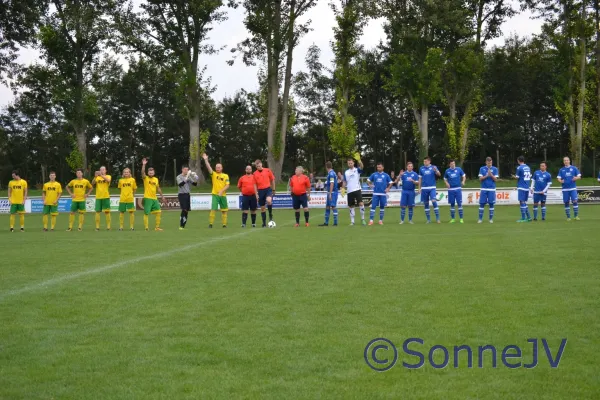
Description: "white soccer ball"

(268, 220), (277, 228)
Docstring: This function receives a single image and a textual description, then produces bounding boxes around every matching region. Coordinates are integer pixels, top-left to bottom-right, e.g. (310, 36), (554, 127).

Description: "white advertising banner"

(2, 187), (597, 213)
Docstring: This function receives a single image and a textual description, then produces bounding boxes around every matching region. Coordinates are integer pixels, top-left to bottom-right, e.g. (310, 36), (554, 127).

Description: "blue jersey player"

(530, 161), (552, 221)
(557, 156), (581, 221)
(319, 161), (339, 226)
(478, 156), (499, 223)
(367, 163), (393, 225)
(443, 159), (465, 223)
(514, 156), (532, 222)
(418, 157), (441, 224)
(400, 162), (419, 224)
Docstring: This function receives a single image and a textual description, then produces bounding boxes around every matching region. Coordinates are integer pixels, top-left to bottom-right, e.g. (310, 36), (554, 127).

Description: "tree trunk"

(275, 1), (296, 183)
(188, 115), (206, 183)
(576, 1), (587, 169)
(76, 127), (87, 172)
(420, 103), (429, 157)
(266, 1), (281, 180)
(459, 99), (473, 165)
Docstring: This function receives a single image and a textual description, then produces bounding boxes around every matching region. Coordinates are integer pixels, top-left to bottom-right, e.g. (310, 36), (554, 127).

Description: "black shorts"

(292, 194), (308, 209)
(241, 195), (258, 211)
(347, 190), (363, 207)
(178, 193), (191, 211)
(258, 188), (273, 206)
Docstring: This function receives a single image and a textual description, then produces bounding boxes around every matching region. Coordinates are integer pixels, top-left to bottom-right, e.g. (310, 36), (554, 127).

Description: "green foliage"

(66, 144), (84, 172)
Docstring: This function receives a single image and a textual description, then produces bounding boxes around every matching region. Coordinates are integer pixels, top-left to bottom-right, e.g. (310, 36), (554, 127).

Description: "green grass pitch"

(1, 205), (599, 399)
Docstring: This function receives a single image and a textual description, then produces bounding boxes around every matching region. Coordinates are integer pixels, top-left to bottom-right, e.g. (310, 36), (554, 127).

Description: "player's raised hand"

(201, 153), (208, 161)
(142, 158), (148, 165)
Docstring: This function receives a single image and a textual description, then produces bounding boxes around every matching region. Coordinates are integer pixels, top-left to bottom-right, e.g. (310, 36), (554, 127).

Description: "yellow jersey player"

(8, 170), (28, 232)
(141, 158), (165, 231)
(92, 166), (112, 230)
(66, 169), (93, 231)
(202, 153), (230, 228)
(42, 171), (62, 231)
(118, 168), (137, 231)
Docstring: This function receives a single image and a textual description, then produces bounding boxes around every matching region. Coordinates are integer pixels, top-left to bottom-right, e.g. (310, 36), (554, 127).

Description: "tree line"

(1, 0), (600, 187)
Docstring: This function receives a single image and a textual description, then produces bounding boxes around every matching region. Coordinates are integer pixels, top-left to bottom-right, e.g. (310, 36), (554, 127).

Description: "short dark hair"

(148, 167), (155, 171)
(49, 171), (56, 175)
(181, 165), (189, 169)
(407, 161), (413, 166)
(424, 156), (431, 161)
(517, 156), (525, 163)
(486, 157), (493, 162)
(325, 161), (332, 169)
(448, 159), (456, 164)
(255, 159), (262, 164)
(12, 170), (19, 176)
(377, 162), (384, 167)
(347, 157), (355, 162)
(76, 168), (84, 174)
(540, 161), (547, 166)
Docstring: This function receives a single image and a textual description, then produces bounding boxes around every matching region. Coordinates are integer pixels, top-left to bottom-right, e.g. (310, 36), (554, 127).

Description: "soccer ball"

(268, 220), (276, 228)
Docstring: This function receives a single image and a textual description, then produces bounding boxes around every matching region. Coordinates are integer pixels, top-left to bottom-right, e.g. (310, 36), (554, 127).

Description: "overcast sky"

(0, 2), (542, 108)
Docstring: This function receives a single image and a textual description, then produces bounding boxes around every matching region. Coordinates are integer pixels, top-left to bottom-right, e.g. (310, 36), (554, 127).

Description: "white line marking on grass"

(0, 214), (323, 301)
(0, 231), (254, 301)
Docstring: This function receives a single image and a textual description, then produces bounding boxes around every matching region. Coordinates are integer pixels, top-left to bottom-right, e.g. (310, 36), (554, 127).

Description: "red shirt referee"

(289, 166), (311, 227)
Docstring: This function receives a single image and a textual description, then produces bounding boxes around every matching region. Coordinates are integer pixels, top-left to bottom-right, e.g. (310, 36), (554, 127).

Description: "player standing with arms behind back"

(478, 157), (499, 223)
(514, 156), (532, 223)
(117, 168), (137, 231)
(42, 171), (62, 231)
(254, 159), (276, 227)
(443, 160), (466, 223)
(557, 156), (581, 221)
(289, 166), (311, 227)
(8, 171), (28, 232)
(418, 157), (441, 224)
(531, 162), (552, 221)
(92, 166), (112, 231)
(319, 161), (339, 226)
(343, 157), (366, 226)
(203, 153), (230, 228)
(399, 162), (419, 224)
(141, 158), (165, 231)
(238, 165), (258, 228)
(66, 169), (93, 231)
(367, 163), (393, 225)
(176, 165), (199, 230)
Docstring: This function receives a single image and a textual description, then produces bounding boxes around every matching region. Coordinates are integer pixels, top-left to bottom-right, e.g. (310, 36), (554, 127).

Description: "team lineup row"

(4, 154), (598, 231)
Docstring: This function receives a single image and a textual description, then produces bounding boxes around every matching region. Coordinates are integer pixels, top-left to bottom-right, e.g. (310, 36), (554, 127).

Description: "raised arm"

(141, 158), (147, 179)
(202, 153), (213, 175)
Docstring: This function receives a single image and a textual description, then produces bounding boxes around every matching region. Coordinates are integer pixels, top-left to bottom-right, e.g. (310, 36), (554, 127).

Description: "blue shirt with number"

(515, 164), (532, 190)
(327, 170), (338, 193)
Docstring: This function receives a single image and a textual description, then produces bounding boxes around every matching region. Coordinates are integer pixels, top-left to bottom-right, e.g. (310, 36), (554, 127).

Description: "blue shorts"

(401, 191), (415, 207)
(518, 190), (529, 202)
(448, 189), (462, 206)
(241, 195), (258, 211)
(421, 188), (437, 204)
(479, 190), (496, 205)
(562, 190), (578, 203)
(292, 194), (308, 209)
(258, 188), (273, 206)
(371, 194), (387, 208)
(326, 192), (339, 208)
(533, 193), (547, 204)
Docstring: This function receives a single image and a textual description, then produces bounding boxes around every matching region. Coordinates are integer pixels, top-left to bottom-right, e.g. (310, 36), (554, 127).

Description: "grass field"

(1, 205), (599, 399)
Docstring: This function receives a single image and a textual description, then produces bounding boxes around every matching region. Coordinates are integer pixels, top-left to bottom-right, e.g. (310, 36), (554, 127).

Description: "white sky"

(0, 2), (542, 108)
